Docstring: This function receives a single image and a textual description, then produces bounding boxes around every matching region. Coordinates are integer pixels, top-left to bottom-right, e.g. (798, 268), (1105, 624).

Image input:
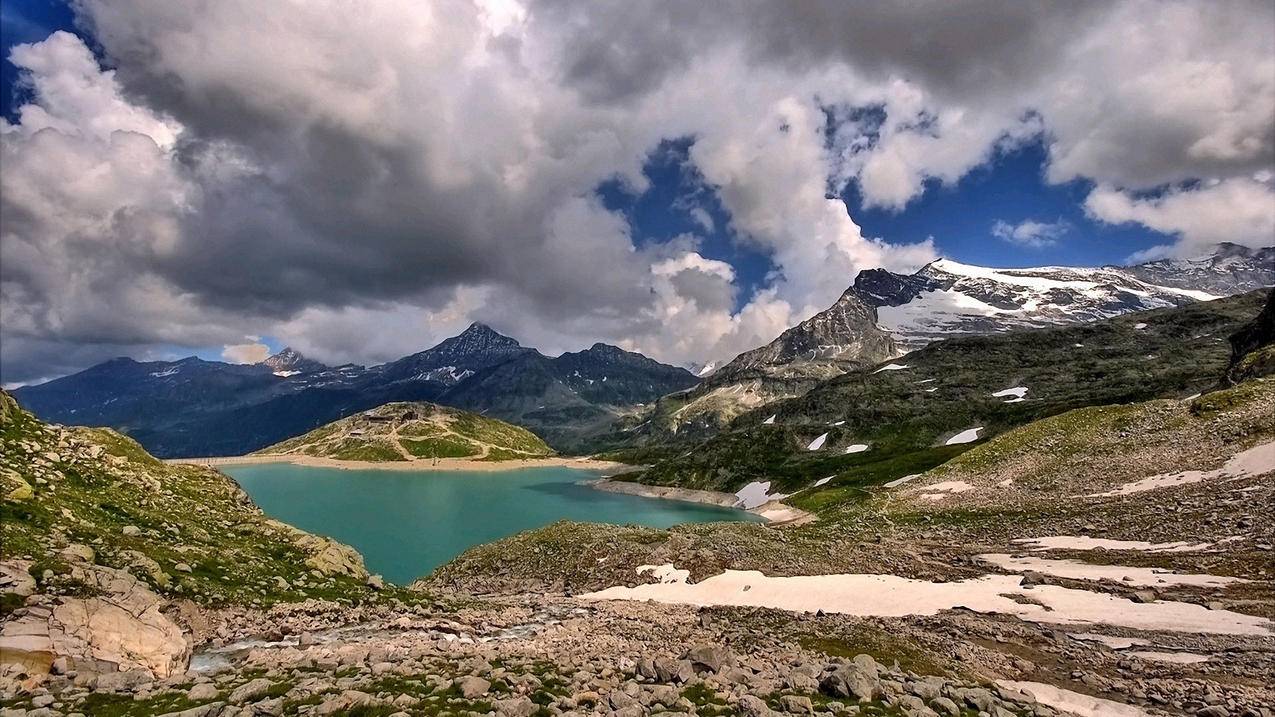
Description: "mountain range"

(12, 244), (1272, 457)
(612, 243), (1273, 446)
(11, 323), (697, 457)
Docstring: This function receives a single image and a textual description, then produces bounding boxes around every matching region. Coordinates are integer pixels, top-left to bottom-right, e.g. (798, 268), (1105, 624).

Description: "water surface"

(223, 464), (758, 584)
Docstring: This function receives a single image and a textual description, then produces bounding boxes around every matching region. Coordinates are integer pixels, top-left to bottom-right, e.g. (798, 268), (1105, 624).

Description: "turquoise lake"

(222, 464), (759, 584)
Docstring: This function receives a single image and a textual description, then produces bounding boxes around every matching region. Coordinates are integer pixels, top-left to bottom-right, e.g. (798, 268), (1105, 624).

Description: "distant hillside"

(617, 288), (1271, 496)
(259, 401), (553, 462)
(13, 323), (696, 456)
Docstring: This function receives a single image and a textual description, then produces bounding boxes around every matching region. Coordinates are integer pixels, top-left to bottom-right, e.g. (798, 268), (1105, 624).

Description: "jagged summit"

(717, 286), (896, 380)
(262, 347), (327, 375)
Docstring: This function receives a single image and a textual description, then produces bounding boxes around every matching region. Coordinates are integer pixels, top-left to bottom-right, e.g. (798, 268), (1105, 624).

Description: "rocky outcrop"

(0, 562), (189, 682)
(1226, 288), (1275, 384)
(267, 520), (369, 579)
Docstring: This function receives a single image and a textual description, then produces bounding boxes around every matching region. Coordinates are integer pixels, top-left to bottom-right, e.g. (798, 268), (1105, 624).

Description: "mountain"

(261, 347), (328, 375)
(12, 325), (695, 457)
(1226, 288), (1275, 384)
(439, 343), (700, 450)
(379, 322), (533, 385)
(857, 244), (1274, 350)
(620, 288), (1271, 495)
(615, 288), (896, 445)
(1123, 242), (1275, 295)
(259, 400), (553, 462)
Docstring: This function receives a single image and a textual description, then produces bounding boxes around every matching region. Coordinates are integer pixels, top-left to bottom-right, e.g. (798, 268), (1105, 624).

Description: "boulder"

(820, 664), (880, 702)
(228, 677), (274, 703)
(0, 565), (189, 679)
(458, 675), (491, 698)
(684, 643), (733, 673)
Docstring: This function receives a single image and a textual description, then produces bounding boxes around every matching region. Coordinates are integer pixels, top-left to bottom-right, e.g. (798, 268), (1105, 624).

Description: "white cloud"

(221, 340), (271, 364)
(1, 1), (1272, 382)
(992, 218), (1070, 249)
(1085, 178), (1275, 257)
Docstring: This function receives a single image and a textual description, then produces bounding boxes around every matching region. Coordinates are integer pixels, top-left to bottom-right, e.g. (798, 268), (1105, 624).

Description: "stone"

(1131, 590), (1159, 604)
(820, 665), (879, 702)
(737, 694), (774, 717)
(685, 643), (733, 673)
(188, 682), (219, 700)
(930, 696), (961, 716)
(156, 703), (225, 717)
(365, 574), (385, 590)
(122, 526), (142, 536)
(59, 544), (94, 564)
(458, 675), (491, 698)
(494, 696), (536, 717)
(1197, 708), (1230, 717)
(95, 668), (153, 691)
(781, 695), (814, 714)
(173, 563), (193, 574)
(228, 677), (273, 703)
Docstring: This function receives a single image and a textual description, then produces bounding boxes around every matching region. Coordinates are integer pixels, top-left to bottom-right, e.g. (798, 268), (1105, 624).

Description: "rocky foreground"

(3, 374), (1275, 716)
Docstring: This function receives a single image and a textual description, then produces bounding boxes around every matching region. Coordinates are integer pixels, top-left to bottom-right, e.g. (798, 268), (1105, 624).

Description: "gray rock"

(685, 644), (733, 673)
(930, 696), (961, 717)
(494, 696), (536, 717)
(737, 694), (774, 717)
(458, 675), (491, 698)
(187, 683), (219, 700)
(228, 677), (273, 704)
(157, 703), (225, 717)
(820, 665), (879, 702)
(781, 695), (814, 714)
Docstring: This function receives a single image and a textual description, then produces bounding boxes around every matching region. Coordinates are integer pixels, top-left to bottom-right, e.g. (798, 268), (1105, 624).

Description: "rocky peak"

(716, 287), (896, 379)
(436, 323), (524, 357)
(262, 347), (327, 374)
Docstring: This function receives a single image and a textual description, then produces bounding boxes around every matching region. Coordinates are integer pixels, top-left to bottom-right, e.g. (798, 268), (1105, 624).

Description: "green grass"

(401, 436), (480, 458)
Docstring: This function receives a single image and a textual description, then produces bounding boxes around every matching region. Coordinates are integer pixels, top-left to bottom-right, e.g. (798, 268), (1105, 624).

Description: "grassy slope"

(0, 390), (384, 609)
(259, 401), (553, 461)
(617, 289), (1268, 495)
(430, 377), (1275, 593)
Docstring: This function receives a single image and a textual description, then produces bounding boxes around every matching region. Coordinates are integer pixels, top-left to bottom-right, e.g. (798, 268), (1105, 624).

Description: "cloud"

(992, 218), (1070, 249)
(1, 1), (1272, 382)
(221, 339), (271, 364)
(1086, 177), (1275, 257)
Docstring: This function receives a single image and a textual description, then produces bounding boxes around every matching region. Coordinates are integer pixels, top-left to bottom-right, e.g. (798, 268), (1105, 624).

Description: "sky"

(1, 0), (1273, 385)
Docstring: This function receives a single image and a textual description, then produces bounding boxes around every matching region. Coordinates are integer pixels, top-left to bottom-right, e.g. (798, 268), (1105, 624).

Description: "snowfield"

(944, 427), (983, 445)
(582, 567), (1271, 635)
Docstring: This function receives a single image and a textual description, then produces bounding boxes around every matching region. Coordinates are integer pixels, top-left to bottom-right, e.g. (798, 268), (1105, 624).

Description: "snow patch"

(843, 444), (869, 454)
(273, 370), (300, 378)
(762, 414), (776, 425)
(992, 386), (1028, 402)
(149, 367), (179, 378)
(807, 433), (829, 451)
(1013, 536), (1214, 553)
(872, 363), (910, 373)
(997, 681), (1150, 717)
(978, 554), (1244, 587)
(944, 427), (983, 445)
(813, 476), (833, 487)
(1129, 651), (1210, 664)
(919, 480), (975, 501)
(582, 568), (1271, 635)
(1089, 441), (1275, 497)
(734, 481), (788, 510)
(883, 473), (922, 488)
(1134, 322), (1148, 329)
(636, 564), (689, 584)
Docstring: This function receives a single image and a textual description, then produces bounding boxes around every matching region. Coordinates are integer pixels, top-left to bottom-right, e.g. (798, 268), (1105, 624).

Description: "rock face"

(857, 244), (1274, 350)
(714, 289), (896, 381)
(629, 289), (895, 442)
(1227, 288), (1275, 384)
(0, 563), (190, 679)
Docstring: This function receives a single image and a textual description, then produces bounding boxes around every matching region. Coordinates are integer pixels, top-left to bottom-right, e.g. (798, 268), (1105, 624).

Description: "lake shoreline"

(168, 453), (636, 475)
(588, 478), (815, 525)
